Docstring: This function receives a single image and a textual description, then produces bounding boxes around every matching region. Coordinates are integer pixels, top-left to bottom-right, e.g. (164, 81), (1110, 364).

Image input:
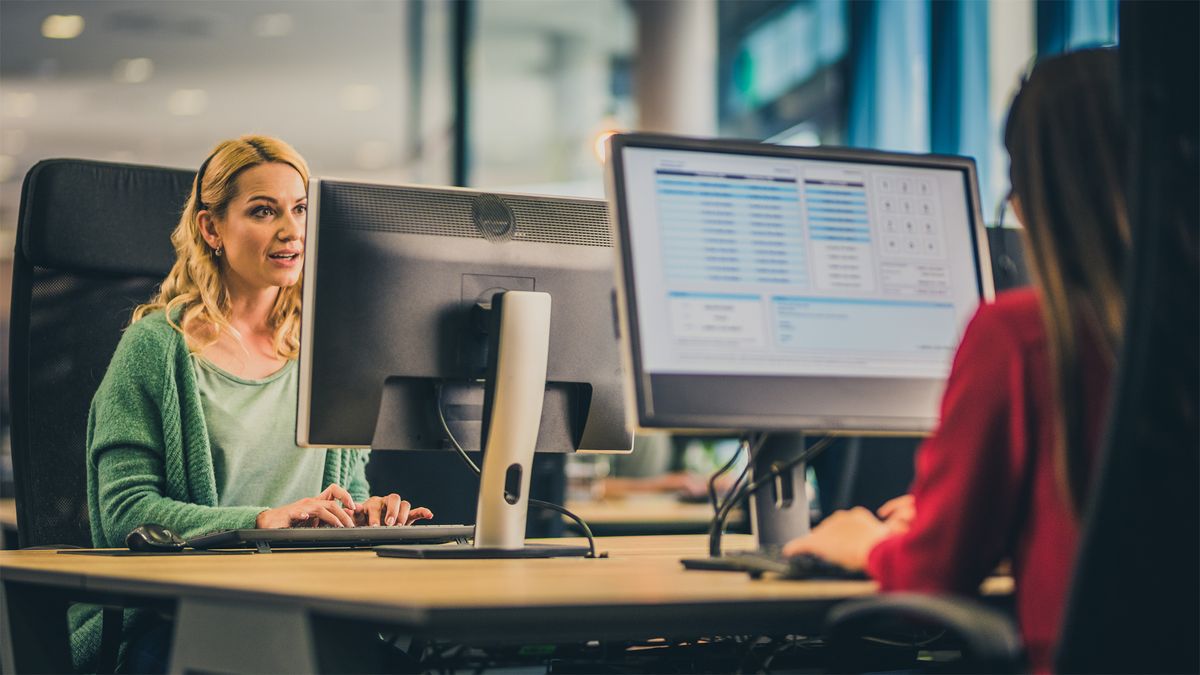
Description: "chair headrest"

(17, 158), (194, 277)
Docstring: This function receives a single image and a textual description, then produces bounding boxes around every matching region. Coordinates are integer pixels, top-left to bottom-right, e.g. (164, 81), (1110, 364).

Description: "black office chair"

(10, 159), (189, 549)
(823, 4), (1199, 672)
(9, 159), (190, 673)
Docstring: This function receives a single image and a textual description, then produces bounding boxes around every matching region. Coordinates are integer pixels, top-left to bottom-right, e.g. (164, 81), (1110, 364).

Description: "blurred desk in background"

(565, 495), (746, 536)
(0, 498), (16, 549)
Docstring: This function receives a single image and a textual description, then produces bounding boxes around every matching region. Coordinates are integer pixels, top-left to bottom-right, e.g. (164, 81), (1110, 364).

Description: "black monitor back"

(300, 179), (631, 455)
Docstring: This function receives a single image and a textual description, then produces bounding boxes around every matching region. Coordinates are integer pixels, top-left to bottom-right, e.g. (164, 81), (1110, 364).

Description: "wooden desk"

(0, 534), (1011, 673)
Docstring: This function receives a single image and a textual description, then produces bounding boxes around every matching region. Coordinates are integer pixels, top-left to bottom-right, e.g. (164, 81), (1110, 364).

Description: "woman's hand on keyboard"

(354, 493), (434, 527)
(877, 494), (916, 533)
(781, 506), (892, 571)
(255, 483), (359, 528)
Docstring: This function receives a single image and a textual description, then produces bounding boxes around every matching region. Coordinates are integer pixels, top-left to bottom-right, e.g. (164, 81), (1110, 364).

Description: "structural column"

(632, 0), (718, 136)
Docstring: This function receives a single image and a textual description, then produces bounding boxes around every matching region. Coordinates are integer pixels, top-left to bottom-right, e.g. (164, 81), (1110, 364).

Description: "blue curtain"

(848, 0), (991, 208)
(931, 0), (991, 212)
(1037, 0), (1118, 56)
(847, 0), (931, 152)
(844, 0), (1117, 218)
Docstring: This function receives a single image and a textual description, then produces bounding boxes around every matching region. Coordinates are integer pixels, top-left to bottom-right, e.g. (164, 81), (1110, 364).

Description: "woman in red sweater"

(783, 48), (1127, 672)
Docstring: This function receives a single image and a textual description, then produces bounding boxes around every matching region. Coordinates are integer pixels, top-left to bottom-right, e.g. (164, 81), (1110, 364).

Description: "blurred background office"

(0, 0), (1117, 519)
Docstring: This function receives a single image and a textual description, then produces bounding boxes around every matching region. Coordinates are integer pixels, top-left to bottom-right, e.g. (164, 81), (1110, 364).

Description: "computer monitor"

(605, 133), (993, 548)
(298, 178), (633, 557)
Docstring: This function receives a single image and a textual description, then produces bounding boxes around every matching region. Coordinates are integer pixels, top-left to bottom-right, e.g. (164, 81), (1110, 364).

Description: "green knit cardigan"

(71, 311), (370, 672)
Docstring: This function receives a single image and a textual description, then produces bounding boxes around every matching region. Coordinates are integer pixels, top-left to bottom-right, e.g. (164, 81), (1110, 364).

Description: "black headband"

(194, 151), (216, 210)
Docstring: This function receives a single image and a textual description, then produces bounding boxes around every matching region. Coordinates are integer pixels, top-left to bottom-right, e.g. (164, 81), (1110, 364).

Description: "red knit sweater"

(866, 288), (1111, 673)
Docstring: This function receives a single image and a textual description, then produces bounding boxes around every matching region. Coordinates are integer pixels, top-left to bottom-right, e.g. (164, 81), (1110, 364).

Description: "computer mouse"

(125, 523), (187, 552)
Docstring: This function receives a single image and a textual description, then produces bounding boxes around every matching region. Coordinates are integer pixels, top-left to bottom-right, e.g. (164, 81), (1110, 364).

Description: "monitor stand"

(747, 433), (811, 548)
(377, 291), (589, 560)
(679, 433), (812, 571)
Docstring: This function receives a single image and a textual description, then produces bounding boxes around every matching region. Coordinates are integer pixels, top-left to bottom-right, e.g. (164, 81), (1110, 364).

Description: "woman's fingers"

(878, 494), (914, 518)
(332, 500), (356, 528)
(367, 498), (384, 527)
(381, 494), (400, 526)
(307, 505), (342, 528)
(405, 507), (434, 525)
(311, 499), (356, 528)
(285, 496), (433, 527)
(320, 483), (356, 512)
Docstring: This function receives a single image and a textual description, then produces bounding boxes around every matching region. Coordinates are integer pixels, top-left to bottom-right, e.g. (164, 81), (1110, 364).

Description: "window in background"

(724, 0), (1115, 225)
(988, 0), (1036, 226)
(467, 0), (636, 197)
(717, 0), (849, 144)
(0, 1), (455, 235)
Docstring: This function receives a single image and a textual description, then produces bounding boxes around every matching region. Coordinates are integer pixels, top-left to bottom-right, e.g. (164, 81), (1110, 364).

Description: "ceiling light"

(167, 89), (208, 116)
(114, 58), (154, 84)
(1, 93), (37, 118)
(42, 15), (85, 39)
(254, 13), (294, 38)
(340, 85), (379, 112)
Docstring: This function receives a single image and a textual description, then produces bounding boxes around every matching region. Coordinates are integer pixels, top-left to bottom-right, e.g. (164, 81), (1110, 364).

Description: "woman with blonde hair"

(75, 135), (430, 672)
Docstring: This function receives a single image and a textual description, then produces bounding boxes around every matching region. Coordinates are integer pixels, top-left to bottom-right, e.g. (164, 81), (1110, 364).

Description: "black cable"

(707, 434), (837, 558)
(710, 434), (835, 557)
(435, 383), (598, 558)
(705, 432), (763, 550)
(705, 433), (765, 556)
(721, 433), (760, 511)
(707, 436), (749, 515)
(527, 498), (597, 558)
(437, 384), (482, 475)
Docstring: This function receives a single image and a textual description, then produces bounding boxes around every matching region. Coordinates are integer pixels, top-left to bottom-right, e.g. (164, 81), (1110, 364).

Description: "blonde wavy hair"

(132, 135), (310, 360)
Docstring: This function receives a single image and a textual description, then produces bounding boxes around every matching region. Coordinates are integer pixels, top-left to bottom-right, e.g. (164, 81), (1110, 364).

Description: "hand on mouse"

(781, 506), (892, 571)
(255, 483), (357, 528)
(354, 494), (434, 527)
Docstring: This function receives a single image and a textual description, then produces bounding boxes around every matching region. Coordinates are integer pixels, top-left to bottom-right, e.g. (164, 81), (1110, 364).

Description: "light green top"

(193, 357), (326, 508)
(80, 310), (371, 673)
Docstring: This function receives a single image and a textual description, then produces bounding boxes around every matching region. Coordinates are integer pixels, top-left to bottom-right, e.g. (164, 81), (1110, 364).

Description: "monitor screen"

(606, 135), (993, 433)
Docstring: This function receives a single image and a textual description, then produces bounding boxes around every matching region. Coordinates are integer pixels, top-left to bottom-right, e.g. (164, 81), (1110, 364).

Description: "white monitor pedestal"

(378, 291), (588, 559)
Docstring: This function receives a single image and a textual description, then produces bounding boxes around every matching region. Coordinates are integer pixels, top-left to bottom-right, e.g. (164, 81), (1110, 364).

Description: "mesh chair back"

(1056, 9), (1199, 671)
(10, 160), (190, 547)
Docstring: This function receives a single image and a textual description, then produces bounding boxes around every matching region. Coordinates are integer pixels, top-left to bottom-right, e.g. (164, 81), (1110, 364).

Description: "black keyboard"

(189, 524), (474, 552)
(681, 551), (868, 580)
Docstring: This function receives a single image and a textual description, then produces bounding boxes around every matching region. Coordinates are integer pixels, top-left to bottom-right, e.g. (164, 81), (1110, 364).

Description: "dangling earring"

(214, 245), (224, 257)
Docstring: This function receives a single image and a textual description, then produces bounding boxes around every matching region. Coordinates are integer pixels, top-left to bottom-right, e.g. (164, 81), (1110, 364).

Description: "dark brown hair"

(1004, 48), (1128, 515)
